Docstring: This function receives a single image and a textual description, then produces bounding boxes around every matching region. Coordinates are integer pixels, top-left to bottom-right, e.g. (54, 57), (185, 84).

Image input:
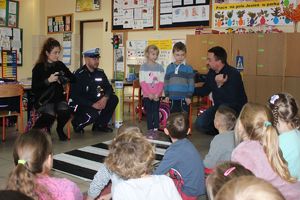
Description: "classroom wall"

(18, 0), (299, 81)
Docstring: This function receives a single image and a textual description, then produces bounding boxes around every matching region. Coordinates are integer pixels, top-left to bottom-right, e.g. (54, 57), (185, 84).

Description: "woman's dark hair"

(36, 37), (61, 64)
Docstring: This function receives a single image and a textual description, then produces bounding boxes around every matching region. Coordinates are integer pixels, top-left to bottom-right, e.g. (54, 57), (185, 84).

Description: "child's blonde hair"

(144, 44), (159, 57)
(215, 105), (237, 131)
(215, 176), (285, 200)
(105, 132), (154, 180)
(268, 93), (300, 129)
(206, 161), (254, 200)
(235, 103), (295, 183)
(6, 129), (53, 200)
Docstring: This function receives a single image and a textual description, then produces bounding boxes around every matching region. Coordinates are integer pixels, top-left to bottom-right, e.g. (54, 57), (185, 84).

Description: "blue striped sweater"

(164, 62), (194, 100)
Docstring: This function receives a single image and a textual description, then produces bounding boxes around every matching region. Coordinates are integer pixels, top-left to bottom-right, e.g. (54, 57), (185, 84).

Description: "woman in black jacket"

(31, 38), (75, 141)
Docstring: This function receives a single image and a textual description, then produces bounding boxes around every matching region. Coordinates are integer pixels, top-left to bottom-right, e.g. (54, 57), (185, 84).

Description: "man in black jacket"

(70, 48), (118, 133)
(194, 46), (247, 135)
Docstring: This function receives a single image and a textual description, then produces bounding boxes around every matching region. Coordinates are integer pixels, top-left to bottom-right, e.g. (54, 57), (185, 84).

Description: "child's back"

(204, 106), (237, 168)
(113, 175), (181, 200)
(155, 138), (205, 196)
(105, 131), (181, 200)
(155, 113), (205, 199)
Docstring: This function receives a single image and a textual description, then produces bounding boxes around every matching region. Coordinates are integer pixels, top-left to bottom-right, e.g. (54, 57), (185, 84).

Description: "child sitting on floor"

(6, 129), (83, 200)
(154, 112), (205, 200)
(232, 103), (300, 200)
(215, 176), (285, 200)
(105, 131), (182, 200)
(206, 161), (254, 200)
(87, 123), (142, 200)
(268, 93), (300, 180)
(204, 105), (236, 169)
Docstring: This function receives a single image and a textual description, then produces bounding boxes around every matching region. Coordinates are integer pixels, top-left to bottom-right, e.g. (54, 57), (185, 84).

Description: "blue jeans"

(195, 105), (218, 135)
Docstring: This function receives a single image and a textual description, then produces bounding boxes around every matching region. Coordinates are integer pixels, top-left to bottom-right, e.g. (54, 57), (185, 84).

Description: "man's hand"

(185, 98), (191, 105)
(92, 97), (108, 110)
(97, 96), (108, 110)
(215, 74), (228, 88)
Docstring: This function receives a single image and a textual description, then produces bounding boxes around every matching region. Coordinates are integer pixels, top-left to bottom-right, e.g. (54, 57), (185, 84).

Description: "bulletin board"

(159, 0), (210, 29)
(0, 27), (22, 66)
(47, 14), (73, 34)
(0, 0), (19, 28)
(112, 0), (156, 31)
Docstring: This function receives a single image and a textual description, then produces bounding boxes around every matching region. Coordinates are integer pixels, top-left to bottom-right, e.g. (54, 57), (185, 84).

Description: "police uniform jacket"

(70, 65), (113, 107)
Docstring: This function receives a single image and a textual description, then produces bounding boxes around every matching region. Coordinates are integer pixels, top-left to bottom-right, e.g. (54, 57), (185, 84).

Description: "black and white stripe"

(53, 140), (171, 181)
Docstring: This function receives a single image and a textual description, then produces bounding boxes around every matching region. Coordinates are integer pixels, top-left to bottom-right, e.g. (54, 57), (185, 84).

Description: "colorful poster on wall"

(0, 0), (6, 26)
(112, 0), (155, 30)
(213, 0), (296, 28)
(76, 0), (100, 12)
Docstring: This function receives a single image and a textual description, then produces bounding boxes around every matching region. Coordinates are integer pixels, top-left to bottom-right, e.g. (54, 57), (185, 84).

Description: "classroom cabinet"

(256, 33), (285, 76)
(284, 77), (300, 103)
(187, 33), (300, 103)
(186, 34), (232, 74)
(285, 33), (300, 77)
(231, 34), (257, 76)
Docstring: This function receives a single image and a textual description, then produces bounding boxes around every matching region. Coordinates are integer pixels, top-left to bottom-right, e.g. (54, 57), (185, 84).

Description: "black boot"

(56, 127), (68, 141)
(56, 110), (71, 141)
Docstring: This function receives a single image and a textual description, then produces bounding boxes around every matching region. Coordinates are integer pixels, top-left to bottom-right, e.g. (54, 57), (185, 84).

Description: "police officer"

(70, 48), (118, 133)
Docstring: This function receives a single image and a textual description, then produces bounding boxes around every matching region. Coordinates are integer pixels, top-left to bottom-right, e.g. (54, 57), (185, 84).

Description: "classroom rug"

(53, 139), (171, 181)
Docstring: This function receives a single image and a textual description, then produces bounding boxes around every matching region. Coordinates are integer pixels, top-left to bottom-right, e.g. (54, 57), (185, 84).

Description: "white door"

(82, 21), (103, 67)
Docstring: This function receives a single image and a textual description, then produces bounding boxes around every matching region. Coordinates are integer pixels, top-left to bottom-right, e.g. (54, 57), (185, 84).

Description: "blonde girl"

(105, 132), (181, 200)
(215, 176), (285, 200)
(139, 45), (164, 138)
(232, 103), (300, 200)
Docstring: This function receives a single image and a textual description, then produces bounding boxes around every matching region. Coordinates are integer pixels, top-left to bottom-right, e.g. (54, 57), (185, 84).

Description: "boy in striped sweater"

(164, 42), (194, 114)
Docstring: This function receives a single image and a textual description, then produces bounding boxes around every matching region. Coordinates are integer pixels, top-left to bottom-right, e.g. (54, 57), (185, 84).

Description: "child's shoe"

(146, 129), (155, 139)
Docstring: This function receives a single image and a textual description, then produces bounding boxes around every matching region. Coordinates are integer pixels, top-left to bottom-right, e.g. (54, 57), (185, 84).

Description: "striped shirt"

(164, 62), (194, 100)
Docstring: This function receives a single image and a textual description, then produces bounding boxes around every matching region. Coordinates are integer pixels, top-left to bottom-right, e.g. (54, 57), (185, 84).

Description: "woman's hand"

(48, 72), (59, 83)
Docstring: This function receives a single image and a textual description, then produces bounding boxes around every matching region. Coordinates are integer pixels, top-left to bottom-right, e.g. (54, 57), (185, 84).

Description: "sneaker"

(146, 129), (157, 140)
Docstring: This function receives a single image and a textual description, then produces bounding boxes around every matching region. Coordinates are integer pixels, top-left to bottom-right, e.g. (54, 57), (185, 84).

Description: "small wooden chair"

(0, 84), (24, 142)
(123, 80), (142, 121)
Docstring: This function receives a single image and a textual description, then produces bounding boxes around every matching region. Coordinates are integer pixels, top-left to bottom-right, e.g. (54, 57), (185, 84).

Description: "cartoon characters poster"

(213, 0), (296, 28)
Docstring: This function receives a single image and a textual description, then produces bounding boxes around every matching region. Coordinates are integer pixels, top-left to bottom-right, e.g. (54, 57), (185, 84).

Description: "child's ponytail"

(262, 123), (296, 183)
(6, 162), (37, 199)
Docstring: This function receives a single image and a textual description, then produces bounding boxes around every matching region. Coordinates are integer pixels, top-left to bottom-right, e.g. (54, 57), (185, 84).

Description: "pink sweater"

(36, 175), (83, 200)
(139, 63), (164, 97)
(232, 140), (300, 200)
